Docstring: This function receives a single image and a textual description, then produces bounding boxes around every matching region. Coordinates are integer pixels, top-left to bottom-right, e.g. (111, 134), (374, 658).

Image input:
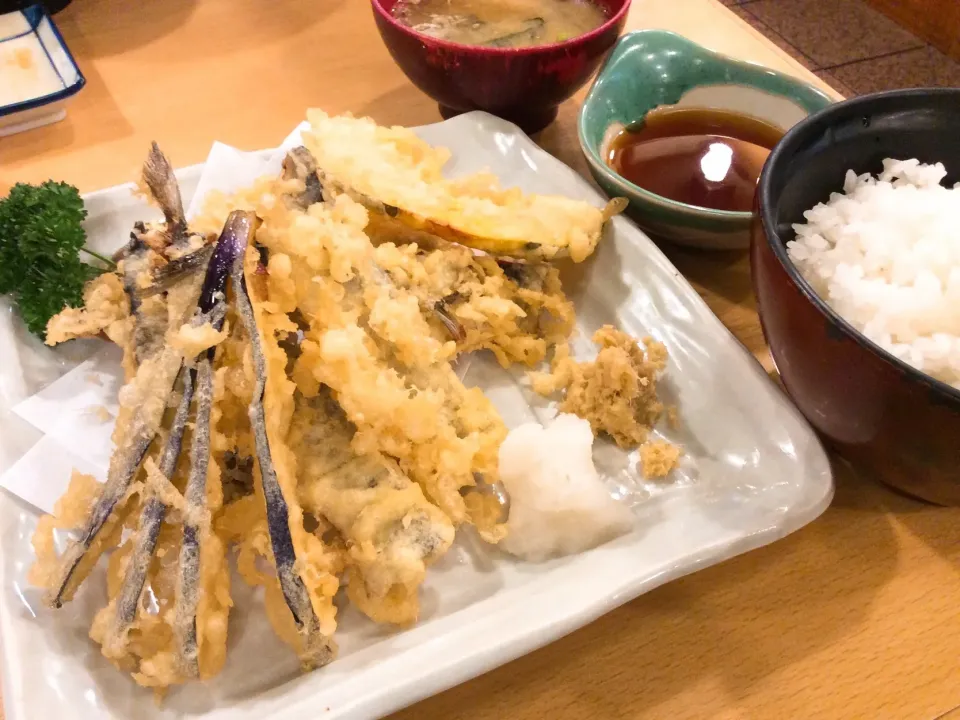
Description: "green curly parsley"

(0, 181), (114, 339)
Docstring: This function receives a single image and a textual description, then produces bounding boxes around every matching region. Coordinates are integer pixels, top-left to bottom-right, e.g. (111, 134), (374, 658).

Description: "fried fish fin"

(141, 142), (188, 248)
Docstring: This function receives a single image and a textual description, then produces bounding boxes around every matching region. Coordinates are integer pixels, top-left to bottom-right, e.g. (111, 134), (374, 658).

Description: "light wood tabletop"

(3, 1), (960, 718)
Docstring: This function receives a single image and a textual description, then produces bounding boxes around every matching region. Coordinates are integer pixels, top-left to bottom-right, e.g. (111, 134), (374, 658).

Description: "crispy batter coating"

(29, 471), (121, 591)
(170, 320), (228, 358)
(302, 110), (620, 262)
(372, 242), (575, 367)
(292, 389), (455, 625)
(45, 272), (131, 348)
(199, 176), (510, 540)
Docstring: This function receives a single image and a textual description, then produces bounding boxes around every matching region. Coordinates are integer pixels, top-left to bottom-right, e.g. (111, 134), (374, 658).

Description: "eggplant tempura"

(30, 112), (623, 693)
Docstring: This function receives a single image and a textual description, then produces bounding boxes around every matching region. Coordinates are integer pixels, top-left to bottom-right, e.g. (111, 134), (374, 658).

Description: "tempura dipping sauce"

(605, 107), (784, 212)
(390, 0), (608, 48)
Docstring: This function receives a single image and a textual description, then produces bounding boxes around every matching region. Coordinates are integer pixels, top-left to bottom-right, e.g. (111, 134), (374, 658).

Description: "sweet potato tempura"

(301, 110), (625, 262)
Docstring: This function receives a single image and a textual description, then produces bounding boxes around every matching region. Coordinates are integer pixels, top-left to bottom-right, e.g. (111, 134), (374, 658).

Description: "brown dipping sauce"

(604, 107), (784, 212)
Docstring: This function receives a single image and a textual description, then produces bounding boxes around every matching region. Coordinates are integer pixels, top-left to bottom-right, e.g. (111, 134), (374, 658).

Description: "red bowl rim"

(370, 0), (632, 56)
(757, 87), (960, 406)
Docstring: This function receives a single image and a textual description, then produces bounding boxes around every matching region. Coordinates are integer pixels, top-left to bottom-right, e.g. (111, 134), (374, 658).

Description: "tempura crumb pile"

(532, 325), (681, 477)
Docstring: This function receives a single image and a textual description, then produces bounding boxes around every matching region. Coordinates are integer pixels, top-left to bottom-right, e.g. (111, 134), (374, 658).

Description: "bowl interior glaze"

(763, 89), (960, 234)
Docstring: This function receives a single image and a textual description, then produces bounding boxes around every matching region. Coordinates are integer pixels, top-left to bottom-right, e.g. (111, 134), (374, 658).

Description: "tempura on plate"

(29, 110), (669, 698)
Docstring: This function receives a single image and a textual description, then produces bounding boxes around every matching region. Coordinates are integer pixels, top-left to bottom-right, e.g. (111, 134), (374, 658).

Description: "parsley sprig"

(0, 181), (115, 339)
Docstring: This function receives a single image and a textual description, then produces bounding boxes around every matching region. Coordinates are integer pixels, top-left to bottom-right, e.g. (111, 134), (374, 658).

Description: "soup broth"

(390, 0), (609, 48)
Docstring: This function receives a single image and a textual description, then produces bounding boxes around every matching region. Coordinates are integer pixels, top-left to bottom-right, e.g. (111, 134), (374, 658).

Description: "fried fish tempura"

(294, 209), (509, 537)
(280, 144), (575, 366)
(372, 243), (575, 367)
(292, 389), (455, 625)
(200, 170), (509, 540)
(302, 110), (624, 262)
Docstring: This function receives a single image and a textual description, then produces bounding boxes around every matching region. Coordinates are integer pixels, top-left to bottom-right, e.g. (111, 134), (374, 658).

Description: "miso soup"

(391, 0), (609, 48)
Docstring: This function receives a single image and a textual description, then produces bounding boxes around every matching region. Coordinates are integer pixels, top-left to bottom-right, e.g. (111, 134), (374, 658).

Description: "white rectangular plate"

(0, 112), (833, 720)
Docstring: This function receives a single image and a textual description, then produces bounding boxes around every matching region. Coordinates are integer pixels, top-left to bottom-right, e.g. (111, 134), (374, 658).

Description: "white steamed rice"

(786, 158), (960, 390)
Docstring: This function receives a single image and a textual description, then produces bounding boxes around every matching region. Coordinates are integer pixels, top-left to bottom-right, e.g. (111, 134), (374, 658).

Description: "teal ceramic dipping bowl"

(578, 30), (835, 250)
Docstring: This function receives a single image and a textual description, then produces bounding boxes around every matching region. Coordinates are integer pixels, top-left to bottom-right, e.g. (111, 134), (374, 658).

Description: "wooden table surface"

(4, 1), (960, 719)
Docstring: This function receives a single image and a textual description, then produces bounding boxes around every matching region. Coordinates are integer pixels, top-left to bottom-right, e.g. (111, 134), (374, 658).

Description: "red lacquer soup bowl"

(371, 0), (631, 134)
(752, 88), (960, 505)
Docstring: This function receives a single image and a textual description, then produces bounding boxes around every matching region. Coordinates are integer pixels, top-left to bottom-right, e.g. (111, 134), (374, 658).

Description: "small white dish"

(0, 111), (833, 719)
(0, 4), (85, 137)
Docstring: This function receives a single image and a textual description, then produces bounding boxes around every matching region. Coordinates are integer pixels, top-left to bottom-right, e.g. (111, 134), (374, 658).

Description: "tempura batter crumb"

(666, 405), (680, 430)
(531, 325), (676, 454)
(45, 272), (129, 346)
(88, 405), (113, 423)
(639, 440), (681, 479)
(170, 320), (228, 357)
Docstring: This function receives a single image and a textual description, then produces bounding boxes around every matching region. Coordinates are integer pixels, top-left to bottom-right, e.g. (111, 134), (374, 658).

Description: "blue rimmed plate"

(0, 3), (85, 137)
